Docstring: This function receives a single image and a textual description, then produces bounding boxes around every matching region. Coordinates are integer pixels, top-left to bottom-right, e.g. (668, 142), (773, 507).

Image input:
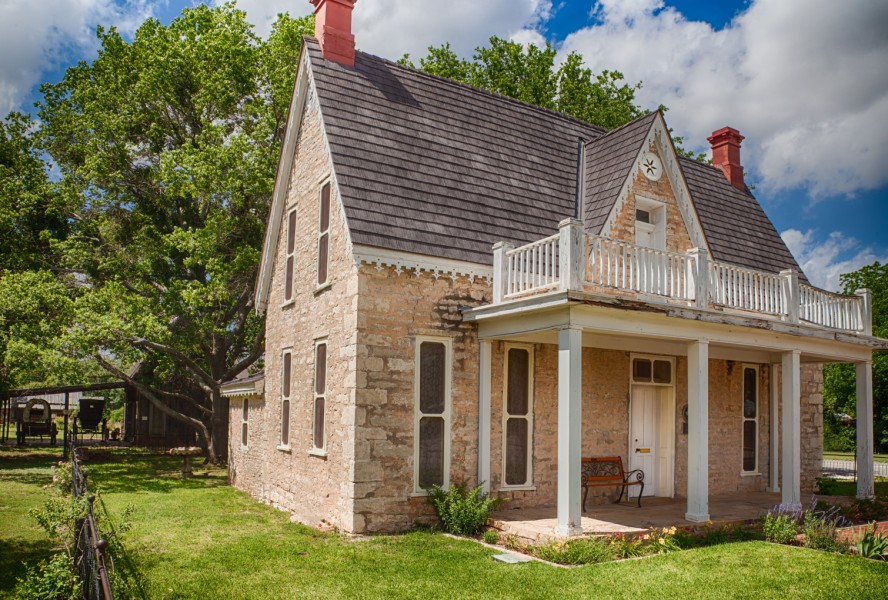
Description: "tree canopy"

(0, 3), (313, 462)
(823, 262), (888, 452)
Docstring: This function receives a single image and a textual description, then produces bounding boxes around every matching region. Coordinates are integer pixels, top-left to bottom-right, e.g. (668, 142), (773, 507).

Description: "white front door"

(629, 386), (658, 496)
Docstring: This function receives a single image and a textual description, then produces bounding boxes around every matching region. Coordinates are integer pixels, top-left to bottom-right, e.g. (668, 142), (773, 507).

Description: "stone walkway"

(490, 492), (781, 542)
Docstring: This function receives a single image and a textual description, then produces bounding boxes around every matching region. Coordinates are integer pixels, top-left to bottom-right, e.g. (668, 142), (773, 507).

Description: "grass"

(823, 451), (888, 462)
(0, 445), (61, 597)
(818, 477), (888, 498)
(4, 448), (888, 599)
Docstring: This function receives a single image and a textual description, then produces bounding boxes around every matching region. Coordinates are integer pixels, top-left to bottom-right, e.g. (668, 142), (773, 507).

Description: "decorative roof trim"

(600, 113), (710, 252)
(220, 377), (265, 399)
(256, 49), (312, 313)
(354, 245), (493, 284)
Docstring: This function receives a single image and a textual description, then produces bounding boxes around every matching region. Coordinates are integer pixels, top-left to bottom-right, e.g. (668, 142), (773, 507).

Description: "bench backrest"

(581, 456), (626, 483)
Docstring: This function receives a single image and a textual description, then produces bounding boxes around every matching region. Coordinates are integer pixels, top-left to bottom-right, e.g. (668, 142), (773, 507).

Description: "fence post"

(781, 269), (799, 324)
(558, 218), (584, 293)
(856, 288), (873, 336)
(687, 247), (709, 308)
(492, 241), (514, 303)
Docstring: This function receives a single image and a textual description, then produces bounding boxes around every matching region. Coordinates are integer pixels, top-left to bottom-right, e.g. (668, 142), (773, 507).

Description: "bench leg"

(616, 484), (625, 505)
(583, 486), (588, 513)
(636, 482), (644, 508)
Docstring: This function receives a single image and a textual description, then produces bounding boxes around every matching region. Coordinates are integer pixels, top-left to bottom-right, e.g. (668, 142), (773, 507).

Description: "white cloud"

(225, 0), (553, 58)
(781, 229), (888, 291)
(0, 0), (154, 117)
(560, 0), (888, 198)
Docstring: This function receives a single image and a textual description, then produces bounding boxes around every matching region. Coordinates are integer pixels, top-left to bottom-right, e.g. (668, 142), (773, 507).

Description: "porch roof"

(463, 289), (887, 363)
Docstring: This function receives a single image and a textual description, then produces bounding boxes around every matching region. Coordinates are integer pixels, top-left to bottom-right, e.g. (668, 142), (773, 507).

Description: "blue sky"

(2, 0), (886, 291)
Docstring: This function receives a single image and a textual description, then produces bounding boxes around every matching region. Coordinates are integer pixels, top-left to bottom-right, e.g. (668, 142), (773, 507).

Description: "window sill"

(308, 448), (327, 458)
(497, 485), (537, 493)
(314, 282), (332, 296)
(240, 445), (249, 452)
(740, 471), (760, 478)
(276, 445), (291, 453)
(409, 490), (430, 498)
(281, 299), (295, 309)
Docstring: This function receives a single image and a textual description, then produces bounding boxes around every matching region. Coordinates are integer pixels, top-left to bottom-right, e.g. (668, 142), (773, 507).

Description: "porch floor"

(490, 492), (780, 542)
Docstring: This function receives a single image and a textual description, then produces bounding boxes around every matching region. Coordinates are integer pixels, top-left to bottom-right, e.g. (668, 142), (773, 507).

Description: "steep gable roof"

(307, 39), (604, 265)
(583, 112), (660, 232)
(681, 157), (807, 282)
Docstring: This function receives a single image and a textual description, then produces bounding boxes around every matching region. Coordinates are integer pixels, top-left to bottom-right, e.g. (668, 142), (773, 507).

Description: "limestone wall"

(227, 87), (359, 532)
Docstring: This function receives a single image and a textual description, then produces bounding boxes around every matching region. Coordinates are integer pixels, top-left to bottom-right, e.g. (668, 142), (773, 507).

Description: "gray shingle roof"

(306, 40), (806, 280)
(308, 40), (604, 265)
(679, 157), (807, 282)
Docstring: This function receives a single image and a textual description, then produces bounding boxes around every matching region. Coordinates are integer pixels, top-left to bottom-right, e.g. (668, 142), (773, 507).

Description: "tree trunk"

(208, 388), (228, 464)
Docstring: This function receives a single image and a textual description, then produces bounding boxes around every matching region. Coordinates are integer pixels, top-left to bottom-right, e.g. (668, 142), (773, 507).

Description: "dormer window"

(635, 197), (665, 250)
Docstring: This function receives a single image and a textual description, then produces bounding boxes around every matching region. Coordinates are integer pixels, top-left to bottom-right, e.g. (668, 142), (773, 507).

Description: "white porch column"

(768, 363), (780, 493)
(781, 350), (801, 508)
(556, 327), (583, 536)
(856, 360), (875, 500)
(686, 340), (710, 522)
(478, 340), (492, 494)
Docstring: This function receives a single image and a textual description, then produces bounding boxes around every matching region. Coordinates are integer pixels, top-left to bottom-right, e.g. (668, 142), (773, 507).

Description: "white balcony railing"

(491, 219), (873, 335)
(709, 262), (785, 316)
(588, 235), (693, 301)
(800, 284), (863, 331)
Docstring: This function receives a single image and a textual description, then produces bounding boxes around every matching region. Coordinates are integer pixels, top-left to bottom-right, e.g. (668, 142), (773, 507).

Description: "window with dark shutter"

(285, 208), (297, 301)
(416, 339), (450, 490)
(241, 400), (249, 447)
(742, 367), (758, 473)
(281, 351), (292, 447)
(313, 341), (327, 451)
(317, 182), (330, 286)
(504, 346), (533, 486)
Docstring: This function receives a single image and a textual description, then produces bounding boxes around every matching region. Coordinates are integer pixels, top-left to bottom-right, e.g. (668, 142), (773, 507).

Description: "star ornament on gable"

(641, 152), (663, 182)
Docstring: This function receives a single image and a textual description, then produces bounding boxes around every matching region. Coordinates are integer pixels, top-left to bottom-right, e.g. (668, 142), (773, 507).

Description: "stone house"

(221, 0), (886, 536)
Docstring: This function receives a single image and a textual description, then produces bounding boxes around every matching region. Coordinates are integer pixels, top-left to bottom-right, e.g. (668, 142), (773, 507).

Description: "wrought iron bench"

(581, 456), (645, 510)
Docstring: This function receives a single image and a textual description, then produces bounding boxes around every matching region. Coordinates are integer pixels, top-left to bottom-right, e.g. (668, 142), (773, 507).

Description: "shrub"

(855, 523), (888, 560)
(843, 498), (888, 524)
(482, 529), (499, 545)
(609, 533), (649, 559)
(532, 538), (612, 565)
(15, 553), (80, 600)
(426, 481), (504, 536)
(816, 478), (841, 496)
(802, 512), (845, 552)
(762, 511), (799, 544)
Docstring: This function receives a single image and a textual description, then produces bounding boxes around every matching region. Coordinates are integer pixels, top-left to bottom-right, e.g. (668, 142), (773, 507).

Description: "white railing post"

(558, 218), (584, 293)
(492, 241), (514, 304)
(687, 248), (710, 309)
(781, 269), (799, 324)
(856, 288), (873, 336)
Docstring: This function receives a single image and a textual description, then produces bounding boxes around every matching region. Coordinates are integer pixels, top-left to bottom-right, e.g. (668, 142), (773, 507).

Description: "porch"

(491, 492), (780, 542)
(464, 219), (883, 538)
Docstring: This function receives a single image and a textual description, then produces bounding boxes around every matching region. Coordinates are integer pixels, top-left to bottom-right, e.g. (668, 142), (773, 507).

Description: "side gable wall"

(229, 82), (359, 532)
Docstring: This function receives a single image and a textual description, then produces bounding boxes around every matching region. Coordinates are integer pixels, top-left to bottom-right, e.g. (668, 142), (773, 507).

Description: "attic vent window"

(636, 209), (651, 224)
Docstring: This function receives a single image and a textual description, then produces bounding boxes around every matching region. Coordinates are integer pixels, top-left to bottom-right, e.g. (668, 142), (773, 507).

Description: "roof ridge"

(305, 38), (609, 137)
(586, 110), (660, 147)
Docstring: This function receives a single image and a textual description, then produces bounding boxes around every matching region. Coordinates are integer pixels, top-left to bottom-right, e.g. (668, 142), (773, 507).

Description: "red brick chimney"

(707, 127), (745, 190)
(310, 0), (356, 67)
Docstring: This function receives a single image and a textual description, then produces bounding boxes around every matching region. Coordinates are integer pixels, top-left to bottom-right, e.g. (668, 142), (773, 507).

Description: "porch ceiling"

(464, 291), (880, 364)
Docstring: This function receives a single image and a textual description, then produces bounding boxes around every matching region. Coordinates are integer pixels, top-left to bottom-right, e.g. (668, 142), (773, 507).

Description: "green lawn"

(0, 446), (61, 597)
(4, 449), (888, 599)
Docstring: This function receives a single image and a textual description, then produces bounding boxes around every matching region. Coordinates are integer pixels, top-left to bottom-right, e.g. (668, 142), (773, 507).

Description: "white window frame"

(283, 206), (298, 306)
(500, 343), (535, 490)
(278, 348), (292, 451)
(316, 180), (332, 290)
(630, 355), (674, 386)
(741, 364), (760, 475)
(310, 338), (328, 456)
(635, 196), (666, 250)
(240, 399), (249, 450)
(412, 335), (452, 495)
